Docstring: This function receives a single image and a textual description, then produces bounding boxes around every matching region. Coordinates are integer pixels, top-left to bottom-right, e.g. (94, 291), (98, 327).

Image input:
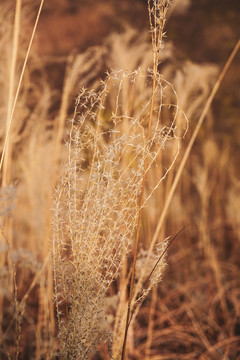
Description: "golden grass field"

(0, 0), (240, 359)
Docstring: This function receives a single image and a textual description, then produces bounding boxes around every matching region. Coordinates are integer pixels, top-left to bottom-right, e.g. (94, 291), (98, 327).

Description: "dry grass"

(0, 0), (240, 359)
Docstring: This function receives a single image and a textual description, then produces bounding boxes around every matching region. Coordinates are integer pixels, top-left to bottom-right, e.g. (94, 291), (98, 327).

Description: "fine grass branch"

(121, 2), (172, 359)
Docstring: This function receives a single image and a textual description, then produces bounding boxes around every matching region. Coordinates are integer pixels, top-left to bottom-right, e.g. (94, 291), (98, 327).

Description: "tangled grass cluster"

(52, 64), (184, 358)
(50, 2), (191, 359)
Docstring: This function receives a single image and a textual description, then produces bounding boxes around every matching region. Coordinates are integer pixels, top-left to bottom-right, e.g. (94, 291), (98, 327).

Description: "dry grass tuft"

(52, 63), (180, 358)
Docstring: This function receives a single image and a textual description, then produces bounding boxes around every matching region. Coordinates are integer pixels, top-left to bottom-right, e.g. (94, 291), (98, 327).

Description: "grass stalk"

(148, 38), (240, 255)
(0, 0), (22, 322)
(0, 0), (45, 175)
(121, 2), (170, 358)
(123, 34), (239, 360)
(2, 0), (21, 187)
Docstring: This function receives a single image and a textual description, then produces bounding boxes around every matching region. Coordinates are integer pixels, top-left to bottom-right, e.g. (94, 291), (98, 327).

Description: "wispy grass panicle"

(52, 60), (182, 358)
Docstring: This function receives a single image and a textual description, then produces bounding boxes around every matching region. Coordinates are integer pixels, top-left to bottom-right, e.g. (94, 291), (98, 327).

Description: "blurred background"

(0, 0), (240, 359)
(35, 0), (240, 153)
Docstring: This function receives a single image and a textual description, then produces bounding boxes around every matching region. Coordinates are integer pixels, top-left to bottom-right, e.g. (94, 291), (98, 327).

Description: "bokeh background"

(1, 0), (240, 359)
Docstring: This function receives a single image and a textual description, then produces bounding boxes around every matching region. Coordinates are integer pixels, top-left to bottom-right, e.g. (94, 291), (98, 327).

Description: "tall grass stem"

(0, 0), (45, 176)
(148, 38), (240, 255)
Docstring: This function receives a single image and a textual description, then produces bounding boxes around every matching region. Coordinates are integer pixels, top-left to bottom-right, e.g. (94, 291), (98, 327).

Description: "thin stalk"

(124, 38), (240, 351)
(2, 0), (22, 187)
(147, 38), (240, 255)
(0, 0), (45, 175)
(121, 3), (169, 358)
(0, 0), (22, 319)
(120, 45), (157, 360)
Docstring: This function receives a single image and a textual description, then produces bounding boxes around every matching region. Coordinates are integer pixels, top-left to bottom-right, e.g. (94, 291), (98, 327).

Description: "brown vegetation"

(0, 0), (239, 359)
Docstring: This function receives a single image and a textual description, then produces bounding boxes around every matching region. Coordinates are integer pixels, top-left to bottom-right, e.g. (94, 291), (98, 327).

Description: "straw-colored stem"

(121, 3), (172, 357)
(121, 16), (160, 360)
(0, 0), (45, 174)
(130, 37), (240, 337)
(0, 0), (22, 334)
(148, 38), (240, 255)
(2, 0), (21, 187)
